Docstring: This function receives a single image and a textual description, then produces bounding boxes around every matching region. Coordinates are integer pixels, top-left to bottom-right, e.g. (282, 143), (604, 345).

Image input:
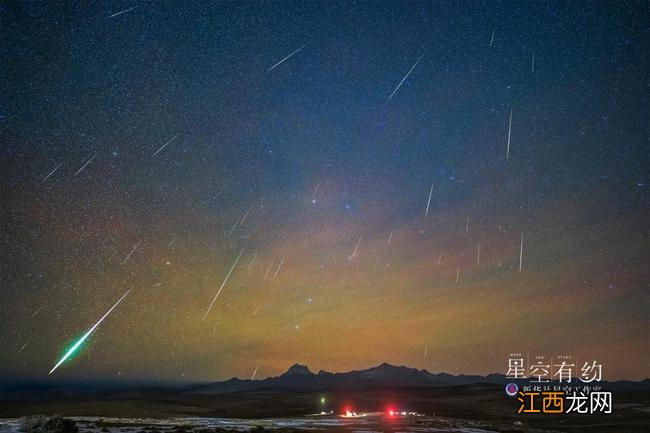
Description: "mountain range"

(2, 363), (648, 399)
(193, 362), (507, 393)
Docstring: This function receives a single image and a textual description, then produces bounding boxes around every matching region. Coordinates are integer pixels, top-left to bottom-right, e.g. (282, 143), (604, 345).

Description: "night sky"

(1, 1), (648, 382)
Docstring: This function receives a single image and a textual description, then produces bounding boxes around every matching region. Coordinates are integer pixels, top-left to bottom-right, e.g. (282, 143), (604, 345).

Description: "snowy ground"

(0, 416), (499, 433)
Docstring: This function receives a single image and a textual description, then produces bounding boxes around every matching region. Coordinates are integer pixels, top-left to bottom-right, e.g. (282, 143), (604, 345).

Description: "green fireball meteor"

(49, 290), (130, 375)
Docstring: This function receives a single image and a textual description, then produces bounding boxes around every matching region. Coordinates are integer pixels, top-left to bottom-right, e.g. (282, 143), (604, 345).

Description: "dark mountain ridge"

(194, 362), (506, 394)
(1, 363), (647, 400)
(193, 362), (650, 394)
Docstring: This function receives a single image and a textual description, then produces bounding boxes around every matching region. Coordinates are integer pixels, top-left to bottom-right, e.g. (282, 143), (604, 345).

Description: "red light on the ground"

(345, 409), (353, 417)
(388, 409), (395, 416)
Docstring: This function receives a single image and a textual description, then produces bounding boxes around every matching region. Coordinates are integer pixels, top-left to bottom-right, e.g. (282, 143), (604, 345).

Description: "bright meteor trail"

(152, 135), (178, 157)
(425, 180), (434, 220)
(268, 42), (309, 72)
(387, 53), (425, 101)
(107, 6), (136, 19)
(202, 248), (245, 320)
(48, 290), (130, 375)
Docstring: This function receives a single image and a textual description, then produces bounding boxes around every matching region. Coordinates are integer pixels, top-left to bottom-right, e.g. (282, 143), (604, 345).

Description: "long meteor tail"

(49, 290), (130, 374)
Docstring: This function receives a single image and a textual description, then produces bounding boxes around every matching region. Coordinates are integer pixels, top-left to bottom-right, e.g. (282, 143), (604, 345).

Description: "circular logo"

(505, 382), (518, 397)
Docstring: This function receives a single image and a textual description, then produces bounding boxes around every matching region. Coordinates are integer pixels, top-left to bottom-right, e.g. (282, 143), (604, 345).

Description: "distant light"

(385, 408), (423, 418)
(320, 397), (326, 404)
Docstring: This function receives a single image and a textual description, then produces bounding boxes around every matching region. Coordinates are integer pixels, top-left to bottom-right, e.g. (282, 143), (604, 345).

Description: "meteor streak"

(247, 253), (257, 274)
(202, 248), (245, 320)
(17, 342), (29, 355)
(214, 185), (225, 198)
(425, 180), (434, 220)
(43, 163), (62, 181)
(74, 152), (98, 176)
(273, 256), (285, 279)
(108, 6), (136, 19)
(251, 365), (259, 380)
(506, 109), (512, 160)
(350, 234), (363, 259)
(227, 222), (237, 238)
(32, 304), (45, 317)
(152, 135), (177, 156)
(239, 207), (251, 227)
(531, 50), (535, 73)
(49, 290), (130, 374)
(268, 42), (309, 72)
(387, 53), (425, 101)
(313, 181), (322, 196)
(263, 260), (274, 281)
(519, 233), (524, 271)
(122, 242), (140, 264)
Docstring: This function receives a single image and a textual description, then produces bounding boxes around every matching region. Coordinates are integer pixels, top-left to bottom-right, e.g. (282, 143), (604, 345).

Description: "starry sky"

(1, 1), (648, 382)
